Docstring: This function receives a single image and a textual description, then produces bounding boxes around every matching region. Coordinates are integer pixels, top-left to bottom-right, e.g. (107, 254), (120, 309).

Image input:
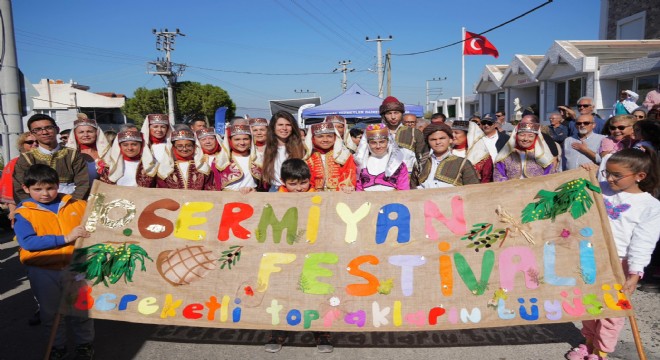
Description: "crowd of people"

(0, 94), (659, 360)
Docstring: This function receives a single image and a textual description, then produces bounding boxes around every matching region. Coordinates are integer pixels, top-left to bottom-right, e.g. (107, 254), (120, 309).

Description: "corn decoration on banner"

(62, 169), (633, 331)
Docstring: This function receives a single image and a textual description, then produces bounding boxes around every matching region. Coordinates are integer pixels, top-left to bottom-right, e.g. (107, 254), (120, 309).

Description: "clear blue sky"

(13, 0), (599, 118)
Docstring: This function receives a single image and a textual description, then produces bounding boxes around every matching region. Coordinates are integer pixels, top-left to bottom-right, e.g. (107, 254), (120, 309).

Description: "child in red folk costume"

(98, 129), (158, 187)
(303, 121), (356, 192)
(140, 113), (172, 165)
(196, 127), (224, 167)
(570, 148), (660, 360)
(156, 128), (213, 190)
(212, 124), (263, 194)
(249, 117), (269, 157)
(14, 164), (94, 360)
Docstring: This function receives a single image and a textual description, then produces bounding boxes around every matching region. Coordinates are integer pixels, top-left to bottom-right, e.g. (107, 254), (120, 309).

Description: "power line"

(185, 64), (369, 76)
(392, 0), (553, 56)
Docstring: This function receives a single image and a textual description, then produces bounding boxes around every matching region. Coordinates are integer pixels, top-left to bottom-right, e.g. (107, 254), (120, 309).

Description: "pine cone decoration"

(156, 245), (218, 286)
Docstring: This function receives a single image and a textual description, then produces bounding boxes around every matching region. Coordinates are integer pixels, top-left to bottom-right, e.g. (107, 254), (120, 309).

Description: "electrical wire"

(392, 0), (553, 56)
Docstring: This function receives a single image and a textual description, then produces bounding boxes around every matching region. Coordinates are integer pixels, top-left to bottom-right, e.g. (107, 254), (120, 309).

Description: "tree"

(122, 82), (235, 127)
(122, 87), (167, 127)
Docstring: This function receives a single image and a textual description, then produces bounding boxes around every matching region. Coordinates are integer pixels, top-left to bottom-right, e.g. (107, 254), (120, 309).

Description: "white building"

(25, 78), (127, 130)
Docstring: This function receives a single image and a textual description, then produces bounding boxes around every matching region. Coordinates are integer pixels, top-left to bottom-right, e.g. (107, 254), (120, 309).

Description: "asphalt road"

(1, 229), (658, 360)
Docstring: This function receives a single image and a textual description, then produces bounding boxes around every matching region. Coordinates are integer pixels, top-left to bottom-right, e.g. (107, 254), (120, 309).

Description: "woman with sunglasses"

(0, 132), (39, 223)
(597, 114), (639, 182)
(599, 114), (638, 158)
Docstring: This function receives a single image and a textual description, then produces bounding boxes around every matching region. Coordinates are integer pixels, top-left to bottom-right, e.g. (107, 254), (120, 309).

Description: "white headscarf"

(354, 125), (404, 177)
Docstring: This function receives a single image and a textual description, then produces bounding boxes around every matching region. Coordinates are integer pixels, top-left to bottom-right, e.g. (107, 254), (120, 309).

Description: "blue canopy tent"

(301, 84), (423, 124)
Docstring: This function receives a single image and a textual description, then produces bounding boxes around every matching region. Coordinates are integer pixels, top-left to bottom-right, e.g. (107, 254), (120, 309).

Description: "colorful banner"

(63, 169), (632, 332)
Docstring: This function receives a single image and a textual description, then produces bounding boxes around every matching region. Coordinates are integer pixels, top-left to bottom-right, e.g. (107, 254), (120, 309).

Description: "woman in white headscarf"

(354, 124), (409, 191)
(156, 128), (213, 190)
(98, 129), (158, 187)
(493, 123), (557, 181)
(65, 115), (110, 186)
(212, 124), (263, 194)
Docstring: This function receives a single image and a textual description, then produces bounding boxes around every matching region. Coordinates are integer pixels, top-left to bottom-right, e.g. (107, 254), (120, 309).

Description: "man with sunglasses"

(561, 114), (605, 170)
(494, 111), (514, 134)
(480, 113), (509, 162)
(12, 114), (90, 202)
(561, 96), (605, 137)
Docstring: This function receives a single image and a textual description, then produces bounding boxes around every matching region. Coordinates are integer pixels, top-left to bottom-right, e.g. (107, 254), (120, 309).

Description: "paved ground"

(1, 229), (658, 360)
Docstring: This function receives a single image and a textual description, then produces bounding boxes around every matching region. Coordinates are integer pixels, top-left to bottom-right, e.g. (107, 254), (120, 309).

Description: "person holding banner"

(354, 124), (409, 191)
(156, 128), (213, 190)
(14, 164), (94, 360)
(212, 124), (262, 193)
(571, 148), (660, 360)
(493, 122), (557, 181)
(450, 120), (493, 183)
(303, 122), (356, 192)
(410, 123), (480, 188)
(97, 129), (158, 188)
(261, 111), (306, 192)
(249, 117), (269, 156)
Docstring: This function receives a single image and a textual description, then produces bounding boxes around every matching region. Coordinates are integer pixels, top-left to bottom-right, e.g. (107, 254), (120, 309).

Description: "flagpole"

(461, 27), (465, 120)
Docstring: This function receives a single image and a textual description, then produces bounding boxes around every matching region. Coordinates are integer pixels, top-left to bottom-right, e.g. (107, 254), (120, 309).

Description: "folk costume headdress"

(140, 114), (172, 146)
(156, 128), (210, 178)
(452, 120), (491, 165)
(248, 117), (269, 147)
(105, 130), (157, 183)
(65, 115), (111, 160)
(379, 96), (405, 115)
(494, 122), (554, 168)
(303, 122), (352, 165)
(354, 123), (404, 177)
(215, 124), (263, 173)
(195, 127), (223, 155)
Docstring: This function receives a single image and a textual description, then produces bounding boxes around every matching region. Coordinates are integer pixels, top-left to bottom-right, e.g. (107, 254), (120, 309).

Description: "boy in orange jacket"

(14, 164), (94, 360)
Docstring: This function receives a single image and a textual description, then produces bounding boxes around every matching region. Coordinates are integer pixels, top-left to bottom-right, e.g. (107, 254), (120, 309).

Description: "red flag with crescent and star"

(463, 31), (499, 58)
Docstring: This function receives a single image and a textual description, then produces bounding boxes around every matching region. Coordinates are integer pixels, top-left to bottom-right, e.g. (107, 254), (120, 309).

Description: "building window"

(555, 78), (585, 107)
(616, 11), (646, 40)
(490, 93), (496, 113)
(636, 75), (659, 105)
(35, 109), (57, 119)
(496, 92), (505, 113)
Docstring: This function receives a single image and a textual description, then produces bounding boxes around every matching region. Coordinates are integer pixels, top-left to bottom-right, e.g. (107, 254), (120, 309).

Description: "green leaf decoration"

(461, 223), (507, 252)
(521, 178), (601, 224)
(71, 243), (152, 287)
(218, 245), (243, 270)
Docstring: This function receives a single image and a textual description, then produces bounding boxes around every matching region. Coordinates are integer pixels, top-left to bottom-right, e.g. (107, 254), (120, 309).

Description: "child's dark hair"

(349, 127), (364, 138)
(23, 164), (59, 187)
(280, 158), (311, 182)
(633, 120), (660, 150)
(608, 147), (659, 197)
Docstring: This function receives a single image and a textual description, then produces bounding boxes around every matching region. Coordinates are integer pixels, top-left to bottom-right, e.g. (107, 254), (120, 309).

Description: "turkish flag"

(463, 31), (499, 58)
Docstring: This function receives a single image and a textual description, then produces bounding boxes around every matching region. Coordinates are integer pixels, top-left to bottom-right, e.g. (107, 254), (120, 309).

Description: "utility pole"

(333, 60), (354, 92)
(147, 28), (186, 124)
(386, 50), (391, 97)
(425, 77), (447, 113)
(294, 89), (317, 98)
(366, 35), (392, 98)
(0, 0), (23, 161)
